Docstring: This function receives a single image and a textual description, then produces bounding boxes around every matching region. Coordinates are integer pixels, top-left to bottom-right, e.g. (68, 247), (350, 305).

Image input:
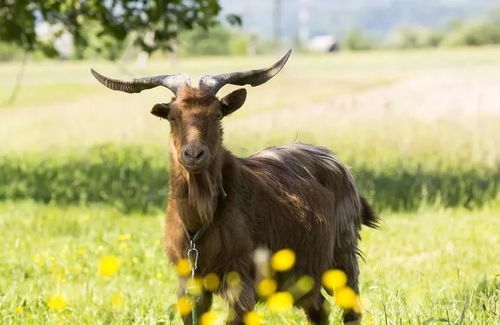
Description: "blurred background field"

(1, 0), (499, 324)
(1, 48), (499, 212)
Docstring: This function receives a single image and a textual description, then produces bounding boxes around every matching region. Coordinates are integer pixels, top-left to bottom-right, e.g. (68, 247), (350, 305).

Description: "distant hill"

(220, 0), (499, 40)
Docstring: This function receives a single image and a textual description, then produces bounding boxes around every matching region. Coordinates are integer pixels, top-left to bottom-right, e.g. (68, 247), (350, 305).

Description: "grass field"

(0, 47), (499, 324)
(0, 202), (498, 324)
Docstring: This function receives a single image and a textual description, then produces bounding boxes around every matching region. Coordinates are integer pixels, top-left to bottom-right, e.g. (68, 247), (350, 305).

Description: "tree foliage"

(0, 0), (238, 56)
(441, 19), (500, 47)
(342, 28), (374, 51)
(178, 25), (249, 56)
(387, 26), (443, 49)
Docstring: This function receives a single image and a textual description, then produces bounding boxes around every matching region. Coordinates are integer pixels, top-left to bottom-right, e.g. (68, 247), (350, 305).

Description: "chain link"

(187, 241), (199, 278)
(185, 240), (200, 325)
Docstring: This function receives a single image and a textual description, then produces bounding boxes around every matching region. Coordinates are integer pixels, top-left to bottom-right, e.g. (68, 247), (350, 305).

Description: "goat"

(91, 50), (378, 325)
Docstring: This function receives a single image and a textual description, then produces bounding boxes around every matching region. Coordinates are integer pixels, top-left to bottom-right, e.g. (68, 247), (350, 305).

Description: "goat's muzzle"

(180, 142), (210, 172)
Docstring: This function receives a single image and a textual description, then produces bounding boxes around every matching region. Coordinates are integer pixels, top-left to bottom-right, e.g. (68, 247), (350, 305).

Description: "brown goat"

(91, 50), (378, 325)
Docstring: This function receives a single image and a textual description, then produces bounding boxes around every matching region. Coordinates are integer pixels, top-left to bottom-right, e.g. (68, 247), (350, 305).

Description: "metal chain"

(186, 240), (200, 325)
(187, 241), (199, 278)
(179, 180), (225, 325)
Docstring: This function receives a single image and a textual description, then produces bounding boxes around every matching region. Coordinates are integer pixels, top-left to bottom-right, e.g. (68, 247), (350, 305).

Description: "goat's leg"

(298, 289), (330, 325)
(226, 280), (256, 325)
(332, 245), (362, 325)
(179, 282), (213, 325)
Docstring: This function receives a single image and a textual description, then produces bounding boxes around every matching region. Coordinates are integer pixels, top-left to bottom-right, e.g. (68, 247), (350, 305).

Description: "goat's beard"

(186, 170), (218, 224)
(169, 140), (222, 226)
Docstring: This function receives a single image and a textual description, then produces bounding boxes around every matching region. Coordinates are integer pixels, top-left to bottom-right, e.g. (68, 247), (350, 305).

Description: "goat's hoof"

(344, 320), (361, 325)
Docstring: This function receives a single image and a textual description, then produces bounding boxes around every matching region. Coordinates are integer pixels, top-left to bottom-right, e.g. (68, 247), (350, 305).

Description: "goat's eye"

(213, 113), (222, 122)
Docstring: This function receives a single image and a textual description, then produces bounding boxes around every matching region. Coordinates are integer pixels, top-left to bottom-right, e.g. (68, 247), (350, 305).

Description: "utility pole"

(298, 0), (310, 46)
(273, 0), (282, 47)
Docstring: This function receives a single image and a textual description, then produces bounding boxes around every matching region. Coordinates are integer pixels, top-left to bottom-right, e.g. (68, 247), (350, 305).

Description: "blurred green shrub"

(387, 26), (443, 49)
(178, 26), (249, 56)
(0, 144), (497, 213)
(386, 10), (500, 49)
(342, 28), (375, 51)
(441, 20), (500, 47)
(0, 145), (168, 213)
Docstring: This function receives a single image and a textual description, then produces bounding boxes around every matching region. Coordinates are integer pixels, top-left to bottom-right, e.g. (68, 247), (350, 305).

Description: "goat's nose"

(182, 145), (207, 165)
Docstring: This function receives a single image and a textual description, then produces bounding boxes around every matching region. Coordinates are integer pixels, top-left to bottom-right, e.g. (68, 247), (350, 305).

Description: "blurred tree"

(0, 0), (239, 105)
(441, 19), (500, 47)
(178, 25), (248, 56)
(342, 28), (374, 51)
(387, 26), (443, 49)
(0, 0), (240, 57)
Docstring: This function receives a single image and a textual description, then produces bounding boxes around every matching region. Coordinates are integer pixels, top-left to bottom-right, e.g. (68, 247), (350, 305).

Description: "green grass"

(0, 201), (497, 324)
(0, 144), (498, 213)
(0, 83), (101, 108)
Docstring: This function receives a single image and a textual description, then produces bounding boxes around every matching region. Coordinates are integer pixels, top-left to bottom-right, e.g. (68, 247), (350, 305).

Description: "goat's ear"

(151, 103), (170, 119)
(220, 88), (247, 116)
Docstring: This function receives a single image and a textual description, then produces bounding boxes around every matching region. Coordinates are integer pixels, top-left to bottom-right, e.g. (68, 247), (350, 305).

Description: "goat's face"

(90, 50), (291, 172)
(151, 86), (247, 172)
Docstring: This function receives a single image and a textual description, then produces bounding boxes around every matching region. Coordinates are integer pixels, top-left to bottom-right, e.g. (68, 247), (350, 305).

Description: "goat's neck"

(169, 146), (228, 232)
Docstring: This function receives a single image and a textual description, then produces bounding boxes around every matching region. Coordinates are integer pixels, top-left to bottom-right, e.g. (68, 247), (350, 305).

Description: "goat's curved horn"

(90, 69), (191, 94)
(199, 49), (292, 94)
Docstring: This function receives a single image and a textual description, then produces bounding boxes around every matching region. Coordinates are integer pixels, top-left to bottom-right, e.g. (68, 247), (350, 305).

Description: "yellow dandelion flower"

(46, 294), (67, 312)
(271, 249), (295, 272)
(156, 272), (163, 279)
(322, 269), (347, 290)
(335, 286), (357, 309)
(227, 271), (241, 288)
(118, 234), (131, 241)
(257, 278), (277, 297)
(109, 292), (125, 310)
(98, 256), (120, 277)
(176, 259), (191, 277)
(267, 292), (294, 313)
(186, 277), (203, 296)
(203, 273), (220, 292)
(177, 296), (193, 316)
(14, 306), (23, 313)
(119, 242), (129, 251)
(244, 311), (262, 325)
(200, 311), (219, 325)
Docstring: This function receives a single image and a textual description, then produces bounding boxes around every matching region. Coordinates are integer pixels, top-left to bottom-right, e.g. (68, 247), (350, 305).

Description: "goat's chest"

(196, 222), (253, 275)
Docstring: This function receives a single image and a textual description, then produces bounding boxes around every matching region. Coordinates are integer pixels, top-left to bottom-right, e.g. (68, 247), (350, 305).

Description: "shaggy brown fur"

(160, 86), (378, 325)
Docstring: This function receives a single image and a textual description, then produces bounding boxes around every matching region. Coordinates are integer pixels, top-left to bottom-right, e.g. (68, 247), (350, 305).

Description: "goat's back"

(237, 143), (364, 276)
